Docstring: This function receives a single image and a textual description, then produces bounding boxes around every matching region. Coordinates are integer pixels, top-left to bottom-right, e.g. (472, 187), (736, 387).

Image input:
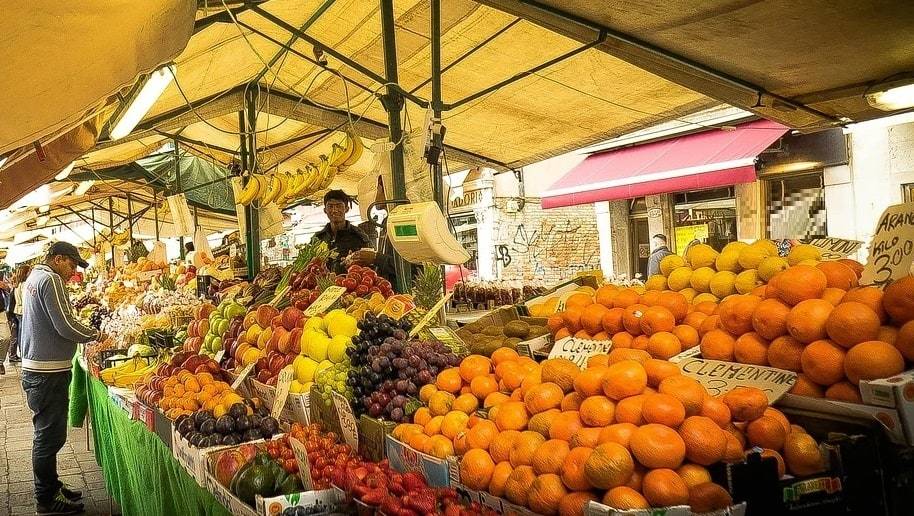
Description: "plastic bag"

(166, 193), (194, 237)
(148, 241), (168, 266)
(192, 226), (213, 268)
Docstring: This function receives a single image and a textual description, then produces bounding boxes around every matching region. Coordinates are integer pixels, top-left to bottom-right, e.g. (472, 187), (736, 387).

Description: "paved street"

(1, 363), (118, 515)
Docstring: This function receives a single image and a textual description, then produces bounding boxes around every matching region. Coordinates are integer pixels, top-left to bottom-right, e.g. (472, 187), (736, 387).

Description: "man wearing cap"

(21, 242), (98, 515)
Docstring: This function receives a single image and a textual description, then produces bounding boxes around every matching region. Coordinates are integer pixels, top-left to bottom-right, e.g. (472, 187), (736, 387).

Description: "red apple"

(256, 369), (272, 384)
(288, 328), (302, 354)
(256, 305), (280, 329)
(275, 328), (292, 354)
(281, 307), (303, 331)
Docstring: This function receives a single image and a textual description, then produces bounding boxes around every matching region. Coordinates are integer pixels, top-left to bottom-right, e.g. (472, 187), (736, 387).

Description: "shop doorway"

(630, 217), (650, 280)
(673, 187), (737, 252)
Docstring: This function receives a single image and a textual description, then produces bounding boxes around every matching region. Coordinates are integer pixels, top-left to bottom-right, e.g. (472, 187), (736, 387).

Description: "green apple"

(293, 355), (319, 383)
(328, 335), (350, 363)
(211, 336), (222, 351)
(303, 316), (326, 333)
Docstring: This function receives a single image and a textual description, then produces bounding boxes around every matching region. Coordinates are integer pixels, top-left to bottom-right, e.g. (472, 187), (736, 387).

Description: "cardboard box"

(859, 368), (914, 444)
(154, 408), (173, 449)
(385, 435), (451, 487)
(107, 386), (136, 414)
(131, 401), (156, 432)
(172, 427), (235, 483)
(777, 394), (906, 445)
(360, 416), (395, 462)
(251, 379), (311, 424)
(584, 502), (746, 516)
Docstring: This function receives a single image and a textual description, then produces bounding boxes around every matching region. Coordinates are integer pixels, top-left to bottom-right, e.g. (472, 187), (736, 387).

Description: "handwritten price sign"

(801, 237), (863, 261)
(271, 366), (295, 419)
(304, 286), (347, 317)
(548, 337), (612, 369)
(230, 362), (255, 390)
(288, 436), (314, 490)
(861, 202), (914, 286)
(678, 358), (797, 403)
(332, 390), (359, 450)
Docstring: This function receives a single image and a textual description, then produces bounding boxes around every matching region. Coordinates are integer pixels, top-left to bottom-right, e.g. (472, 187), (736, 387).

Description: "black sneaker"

(60, 485), (83, 502)
(36, 493), (84, 515)
(0, 363), (5, 375)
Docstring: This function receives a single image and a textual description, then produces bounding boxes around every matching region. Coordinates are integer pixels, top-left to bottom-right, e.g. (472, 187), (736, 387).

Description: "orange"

(593, 331), (610, 340)
(524, 382), (564, 414)
(561, 447), (594, 491)
(672, 324), (700, 349)
(844, 340), (905, 384)
(606, 348), (651, 364)
(491, 347), (519, 365)
(614, 395), (646, 425)
(488, 461), (513, 497)
(555, 328), (572, 340)
(701, 329), (736, 361)
(611, 331), (634, 349)
(541, 358), (580, 393)
(459, 354), (492, 382)
(640, 306), (677, 336)
(881, 325), (900, 346)
(613, 289), (642, 309)
(581, 303), (611, 335)
(490, 430), (520, 463)
(602, 360), (648, 400)
(459, 449), (496, 490)
(718, 294), (762, 335)
(584, 442), (635, 489)
(826, 302), (881, 348)
(816, 261), (859, 290)
(772, 265), (828, 306)
(761, 448), (786, 478)
(825, 381), (863, 403)
(436, 368), (463, 393)
(838, 258), (864, 278)
(419, 383), (438, 403)
(723, 431), (746, 463)
(767, 335), (805, 372)
(800, 339), (846, 386)
(783, 432), (825, 476)
(549, 411), (584, 441)
(644, 358), (681, 388)
(622, 304), (649, 335)
(484, 391), (510, 408)
(602, 486), (649, 510)
(896, 321), (914, 361)
(693, 301), (719, 316)
(789, 374), (825, 398)
(641, 468), (689, 507)
(565, 292), (594, 310)
(547, 314), (566, 335)
(679, 416), (727, 465)
(688, 482), (733, 513)
(559, 492), (598, 516)
(700, 397), (732, 428)
(601, 308), (626, 334)
(821, 287), (847, 306)
(658, 375), (707, 416)
(646, 331), (682, 360)
(470, 375), (498, 399)
(842, 286), (888, 323)
(640, 290), (662, 306)
(677, 463), (712, 489)
(658, 291), (690, 323)
(464, 419), (498, 451)
(786, 299), (834, 343)
(569, 427), (604, 448)
(699, 314), (722, 337)
(510, 431), (546, 467)
(599, 423), (638, 448)
(504, 465), (537, 506)
(752, 298), (791, 340)
(630, 424), (686, 469)
(428, 391), (456, 416)
(494, 401), (529, 431)
(452, 393), (480, 414)
(641, 393), (686, 427)
(561, 392), (584, 411)
(580, 395), (616, 427)
(632, 335), (650, 351)
(746, 415), (787, 450)
(722, 386), (768, 422)
(574, 366), (608, 397)
(683, 311), (709, 330)
(562, 307), (584, 334)
(528, 409), (561, 438)
(595, 285), (620, 307)
(588, 354), (610, 368)
(734, 332), (770, 366)
(412, 407), (432, 426)
(528, 474), (569, 516)
(574, 329), (594, 340)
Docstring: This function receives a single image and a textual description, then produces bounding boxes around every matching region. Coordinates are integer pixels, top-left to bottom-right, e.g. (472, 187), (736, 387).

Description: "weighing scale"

(386, 201), (470, 265)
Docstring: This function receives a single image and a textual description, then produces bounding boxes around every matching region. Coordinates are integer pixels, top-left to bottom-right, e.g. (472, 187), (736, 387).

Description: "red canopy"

(541, 119), (789, 208)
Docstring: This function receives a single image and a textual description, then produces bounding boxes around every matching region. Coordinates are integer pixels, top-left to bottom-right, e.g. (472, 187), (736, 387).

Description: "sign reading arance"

(678, 358), (797, 403)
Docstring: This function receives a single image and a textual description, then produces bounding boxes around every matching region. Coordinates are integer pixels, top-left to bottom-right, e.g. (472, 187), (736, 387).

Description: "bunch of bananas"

(99, 357), (159, 388)
(234, 130), (364, 207)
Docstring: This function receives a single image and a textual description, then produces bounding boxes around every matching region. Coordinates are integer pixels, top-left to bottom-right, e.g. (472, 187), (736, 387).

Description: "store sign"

(678, 358), (797, 403)
(800, 237), (862, 260)
(448, 188), (484, 214)
(548, 337), (612, 369)
(675, 224), (709, 253)
(861, 201), (914, 286)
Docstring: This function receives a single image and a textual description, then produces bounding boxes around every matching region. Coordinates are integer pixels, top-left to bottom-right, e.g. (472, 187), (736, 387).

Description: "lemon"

(757, 256), (789, 281)
(679, 287), (698, 302)
(722, 241), (749, 254)
(692, 293), (720, 305)
(645, 274), (668, 291)
(709, 271), (737, 298)
(687, 244), (719, 269)
(690, 267), (716, 293)
(735, 269), (761, 294)
(739, 241), (775, 269)
(788, 244), (823, 266)
(715, 251), (743, 272)
(660, 254), (686, 276)
(667, 266), (694, 291)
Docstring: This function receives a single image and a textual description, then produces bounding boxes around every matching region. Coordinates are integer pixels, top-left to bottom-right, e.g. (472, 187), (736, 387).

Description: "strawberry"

(401, 471), (427, 493)
(361, 487), (388, 506)
(364, 471), (389, 489)
(380, 495), (402, 515)
(406, 490), (437, 514)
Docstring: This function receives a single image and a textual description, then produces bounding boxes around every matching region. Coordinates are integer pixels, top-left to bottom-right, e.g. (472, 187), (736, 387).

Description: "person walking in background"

(0, 274), (10, 375)
(647, 234), (674, 277)
(7, 264), (31, 363)
(21, 242), (99, 515)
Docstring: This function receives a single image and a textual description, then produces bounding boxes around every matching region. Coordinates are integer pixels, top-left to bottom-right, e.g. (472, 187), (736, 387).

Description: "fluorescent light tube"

(54, 162), (75, 181)
(74, 180), (94, 196)
(866, 78), (914, 111)
(109, 63), (176, 140)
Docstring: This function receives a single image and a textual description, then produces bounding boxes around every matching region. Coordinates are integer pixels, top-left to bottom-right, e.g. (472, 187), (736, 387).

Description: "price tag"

(288, 436), (314, 490)
(380, 298), (408, 320)
(678, 357), (797, 403)
(332, 390), (359, 450)
(271, 365), (295, 419)
(422, 326), (467, 355)
(304, 286), (347, 317)
(547, 337), (612, 369)
(409, 293), (452, 337)
(214, 350), (225, 363)
(231, 362), (255, 390)
(229, 244), (238, 257)
(799, 237), (863, 261)
(861, 201), (914, 286)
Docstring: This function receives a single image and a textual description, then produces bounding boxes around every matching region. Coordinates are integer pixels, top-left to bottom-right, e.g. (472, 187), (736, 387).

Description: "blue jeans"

(22, 370), (72, 505)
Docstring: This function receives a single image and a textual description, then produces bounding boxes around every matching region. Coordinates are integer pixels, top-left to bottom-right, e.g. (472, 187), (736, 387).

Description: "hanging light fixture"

(109, 63), (176, 140)
(0, 155), (8, 169)
(54, 161), (76, 181)
(73, 180), (95, 196)
(866, 76), (914, 111)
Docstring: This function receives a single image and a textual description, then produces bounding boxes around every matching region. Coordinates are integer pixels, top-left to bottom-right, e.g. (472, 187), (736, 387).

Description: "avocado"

(504, 320), (530, 339)
(527, 325), (548, 338)
(234, 463), (276, 505)
(504, 337), (522, 349)
(253, 452), (272, 467)
(483, 325), (505, 336)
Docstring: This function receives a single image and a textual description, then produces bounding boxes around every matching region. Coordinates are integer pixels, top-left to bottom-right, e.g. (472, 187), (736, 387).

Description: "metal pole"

(153, 190), (160, 240)
(108, 198), (115, 265)
(430, 0), (444, 208)
(174, 138), (186, 259)
(126, 193), (135, 248)
(91, 209), (97, 249)
(242, 85), (261, 278)
(380, 0), (411, 294)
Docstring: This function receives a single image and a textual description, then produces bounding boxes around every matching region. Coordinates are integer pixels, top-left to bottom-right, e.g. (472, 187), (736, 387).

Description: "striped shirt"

(20, 264), (97, 373)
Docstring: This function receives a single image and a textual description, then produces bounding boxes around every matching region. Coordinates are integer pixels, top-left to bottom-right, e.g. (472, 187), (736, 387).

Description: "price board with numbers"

(861, 201), (914, 286)
(288, 436), (314, 490)
(271, 366), (295, 419)
(304, 286), (347, 317)
(678, 358), (797, 403)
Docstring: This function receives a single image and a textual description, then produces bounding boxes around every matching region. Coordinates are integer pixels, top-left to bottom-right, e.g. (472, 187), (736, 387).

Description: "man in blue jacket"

(20, 242), (99, 515)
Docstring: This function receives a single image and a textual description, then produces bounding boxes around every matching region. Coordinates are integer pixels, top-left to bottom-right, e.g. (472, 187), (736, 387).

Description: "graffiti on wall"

(494, 215), (600, 280)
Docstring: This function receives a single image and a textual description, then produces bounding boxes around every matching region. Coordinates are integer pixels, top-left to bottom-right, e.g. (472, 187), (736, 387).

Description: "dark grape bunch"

(346, 313), (459, 422)
(89, 306), (110, 330)
(73, 294), (100, 310)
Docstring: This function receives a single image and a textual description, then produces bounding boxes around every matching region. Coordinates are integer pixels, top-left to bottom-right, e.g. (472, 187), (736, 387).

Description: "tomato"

(281, 448), (294, 461)
(268, 448), (281, 459)
(283, 458), (297, 473)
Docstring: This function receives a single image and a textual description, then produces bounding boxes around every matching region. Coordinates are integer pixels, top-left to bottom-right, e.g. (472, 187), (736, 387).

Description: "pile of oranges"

(393, 350), (826, 515)
(157, 371), (244, 420)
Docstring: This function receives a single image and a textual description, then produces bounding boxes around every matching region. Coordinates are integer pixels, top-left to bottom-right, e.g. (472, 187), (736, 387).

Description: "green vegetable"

(278, 474), (301, 495)
(233, 464), (276, 505)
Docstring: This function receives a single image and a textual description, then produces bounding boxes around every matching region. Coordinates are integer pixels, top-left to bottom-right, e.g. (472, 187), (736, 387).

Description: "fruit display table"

(70, 361), (232, 516)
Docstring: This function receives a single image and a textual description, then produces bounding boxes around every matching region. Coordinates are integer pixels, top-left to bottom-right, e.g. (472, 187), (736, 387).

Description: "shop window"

(449, 213), (478, 271)
(673, 188), (737, 252)
(904, 183), (914, 202)
(766, 172), (827, 239)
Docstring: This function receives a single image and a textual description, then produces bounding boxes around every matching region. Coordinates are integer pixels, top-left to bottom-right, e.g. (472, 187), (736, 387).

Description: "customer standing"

(21, 242), (98, 515)
(0, 275), (10, 375)
(646, 234), (674, 277)
(7, 264), (31, 362)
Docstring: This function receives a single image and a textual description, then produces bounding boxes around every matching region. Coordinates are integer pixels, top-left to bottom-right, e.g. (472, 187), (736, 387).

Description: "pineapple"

(412, 264), (443, 310)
